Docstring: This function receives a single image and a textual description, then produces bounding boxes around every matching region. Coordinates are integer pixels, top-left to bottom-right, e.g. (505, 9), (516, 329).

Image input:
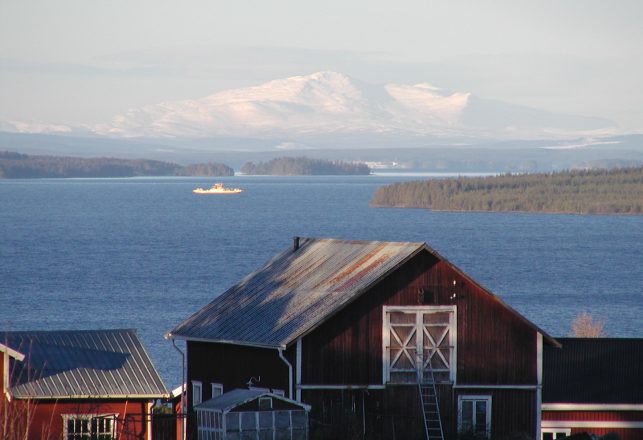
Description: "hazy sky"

(1, 0), (642, 130)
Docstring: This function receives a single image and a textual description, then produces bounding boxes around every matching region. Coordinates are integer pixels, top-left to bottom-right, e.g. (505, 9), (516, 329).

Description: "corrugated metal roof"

(2, 329), (168, 399)
(168, 237), (558, 348)
(543, 338), (643, 404)
(195, 388), (310, 412)
(168, 238), (425, 347)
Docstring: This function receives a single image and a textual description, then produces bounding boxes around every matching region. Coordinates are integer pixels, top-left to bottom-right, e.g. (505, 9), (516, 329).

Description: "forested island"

(371, 167), (643, 215)
(240, 157), (371, 175)
(0, 151), (234, 178)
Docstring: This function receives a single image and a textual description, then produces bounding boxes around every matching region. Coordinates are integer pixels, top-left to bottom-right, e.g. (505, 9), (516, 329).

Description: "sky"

(1, 0), (642, 130)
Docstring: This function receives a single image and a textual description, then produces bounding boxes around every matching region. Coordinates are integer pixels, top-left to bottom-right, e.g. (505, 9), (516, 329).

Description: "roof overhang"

(0, 342), (25, 361)
(12, 393), (170, 400)
(165, 334), (284, 350)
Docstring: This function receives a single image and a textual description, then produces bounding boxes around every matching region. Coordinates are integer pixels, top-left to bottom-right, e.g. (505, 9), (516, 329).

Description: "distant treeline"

(240, 156), (371, 175)
(371, 167), (643, 215)
(0, 151), (234, 178)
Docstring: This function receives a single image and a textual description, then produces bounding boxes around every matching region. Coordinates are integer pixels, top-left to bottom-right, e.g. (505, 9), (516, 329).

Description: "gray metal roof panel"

(168, 238), (425, 346)
(195, 388), (310, 412)
(2, 329), (168, 399)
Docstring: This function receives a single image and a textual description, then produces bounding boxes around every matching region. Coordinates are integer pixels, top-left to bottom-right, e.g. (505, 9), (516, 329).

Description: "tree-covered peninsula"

(371, 167), (643, 215)
(0, 151), (234, 178)
(240, 156), (371, 175)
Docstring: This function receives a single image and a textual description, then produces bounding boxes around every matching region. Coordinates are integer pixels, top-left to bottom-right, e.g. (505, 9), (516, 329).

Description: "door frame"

(382, 305), (457, 384)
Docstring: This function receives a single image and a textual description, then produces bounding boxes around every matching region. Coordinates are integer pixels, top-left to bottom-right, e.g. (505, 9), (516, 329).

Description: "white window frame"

(541, 428), (571, 439)
(192, 380), (203, 407)
(382, 305), (457, 384)
(62, 413), (117, 440)
(457, 395), (492, 438)
(211, 382), (223, 399)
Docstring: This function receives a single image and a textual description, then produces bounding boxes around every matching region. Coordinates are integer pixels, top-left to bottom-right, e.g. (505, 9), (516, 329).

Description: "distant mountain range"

(3, 71), (616, 141)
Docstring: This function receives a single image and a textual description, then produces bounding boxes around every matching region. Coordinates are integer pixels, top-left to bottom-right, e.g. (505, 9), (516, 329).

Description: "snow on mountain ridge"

(87, 71), (615, 139)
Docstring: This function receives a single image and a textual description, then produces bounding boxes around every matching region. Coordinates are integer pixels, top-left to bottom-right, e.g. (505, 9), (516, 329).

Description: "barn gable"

(167, 237), (555, 349)
(170, 237), (559, 440)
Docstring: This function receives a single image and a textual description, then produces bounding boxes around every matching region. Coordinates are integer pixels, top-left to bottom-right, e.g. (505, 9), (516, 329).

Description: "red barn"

(167, 237), (560, 440)
(542, 338), (643, 440)
(1, 329), (169, 440)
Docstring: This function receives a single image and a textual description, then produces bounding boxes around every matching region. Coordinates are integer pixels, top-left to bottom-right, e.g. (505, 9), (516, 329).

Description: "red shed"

(167, 237), (559, 440)
(542, 338), (643, 440)
(1, 329), (169, 440)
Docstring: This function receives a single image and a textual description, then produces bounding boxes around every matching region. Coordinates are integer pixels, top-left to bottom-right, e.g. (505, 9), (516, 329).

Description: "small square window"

(211, 383), (223, 398)
(259, 397), (273, 410)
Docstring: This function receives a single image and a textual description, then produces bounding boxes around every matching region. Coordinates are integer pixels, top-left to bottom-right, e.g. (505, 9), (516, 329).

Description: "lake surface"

(1, 175), (642, 388)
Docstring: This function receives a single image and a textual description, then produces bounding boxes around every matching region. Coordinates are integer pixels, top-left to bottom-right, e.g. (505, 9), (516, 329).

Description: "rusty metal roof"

(2, 329), (168, 399)
(167, 237), (558, 348)
(168, 238), (426, 347)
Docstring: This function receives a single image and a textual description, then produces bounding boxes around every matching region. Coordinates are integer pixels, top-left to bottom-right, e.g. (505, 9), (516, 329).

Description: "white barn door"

(383, 306), (456, 384)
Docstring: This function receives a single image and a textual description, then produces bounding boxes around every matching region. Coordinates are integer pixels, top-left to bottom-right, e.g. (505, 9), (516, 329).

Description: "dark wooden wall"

(186, 341), (294, 413)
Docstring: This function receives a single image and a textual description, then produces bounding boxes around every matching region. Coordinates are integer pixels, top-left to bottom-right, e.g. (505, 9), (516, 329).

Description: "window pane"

(226, 413), (240, 431)
(241, 412), (256, 430)
(475, 401), (487, 433)
(291, 411), (307, 429)
(258, 412), (273, 429)
(461, 401), (473, 432)
(543, 434), (553, 440)
(275, 411), (290, 429)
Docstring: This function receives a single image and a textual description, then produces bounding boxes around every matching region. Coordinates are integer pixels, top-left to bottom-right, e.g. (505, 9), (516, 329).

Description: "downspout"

(172, 339), (186, 440)
(277, 348), (293, 399)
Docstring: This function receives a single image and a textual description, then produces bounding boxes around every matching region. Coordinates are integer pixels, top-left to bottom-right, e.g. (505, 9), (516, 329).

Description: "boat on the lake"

(192, 183), (243, 194)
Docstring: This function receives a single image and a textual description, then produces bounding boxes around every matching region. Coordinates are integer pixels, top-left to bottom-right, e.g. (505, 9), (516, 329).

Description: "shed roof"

(195, 388), (310, 412)
(1, 329), (168, 399)
(543, 338), (643, 404)
(167, 237), (557, 348)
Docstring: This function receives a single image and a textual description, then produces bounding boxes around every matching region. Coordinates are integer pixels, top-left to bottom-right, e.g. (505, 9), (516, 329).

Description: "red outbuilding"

(542, 338), (643, 440)
(1, 329), (169, 440)
(167, 237), (560, 440)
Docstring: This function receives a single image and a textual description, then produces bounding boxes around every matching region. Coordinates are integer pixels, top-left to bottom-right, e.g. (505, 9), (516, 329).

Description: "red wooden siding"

(543, 410), (643, 440)
(12, 400), (151, 440)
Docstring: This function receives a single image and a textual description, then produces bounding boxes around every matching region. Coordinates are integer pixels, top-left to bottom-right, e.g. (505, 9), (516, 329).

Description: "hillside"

(0, 151), (234, 178)
(240, 157), (371, 175)
(370, 167), (643, 215)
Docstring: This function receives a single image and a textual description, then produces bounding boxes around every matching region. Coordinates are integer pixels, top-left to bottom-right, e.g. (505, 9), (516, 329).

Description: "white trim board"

(299, 385), (385, 390)
(543, 403), (643, 411)
(454, 385), (538, 390)
(542, 421), (643, 429)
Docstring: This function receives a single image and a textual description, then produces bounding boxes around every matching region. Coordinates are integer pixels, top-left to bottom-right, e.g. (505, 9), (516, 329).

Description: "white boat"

(192, 183), (243, 194)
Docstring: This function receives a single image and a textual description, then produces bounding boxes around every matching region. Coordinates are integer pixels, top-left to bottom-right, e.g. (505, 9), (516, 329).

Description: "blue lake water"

(1, 175), (642, 388)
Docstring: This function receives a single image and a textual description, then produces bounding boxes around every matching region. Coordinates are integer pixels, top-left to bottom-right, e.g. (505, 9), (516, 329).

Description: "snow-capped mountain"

(89, 71), (614, 140)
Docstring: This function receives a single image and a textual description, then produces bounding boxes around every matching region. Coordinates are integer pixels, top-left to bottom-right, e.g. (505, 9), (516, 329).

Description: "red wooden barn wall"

(19, 400), (150, 440)
(543, 410), (643, 440)
(186, 249), (540, 439)
(301, 251), (537, 386)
